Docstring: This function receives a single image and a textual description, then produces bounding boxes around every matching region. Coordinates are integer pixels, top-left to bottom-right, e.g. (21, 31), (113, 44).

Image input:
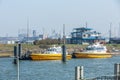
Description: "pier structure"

(13, 43), (31, 61)
(75, 63), (120, 80)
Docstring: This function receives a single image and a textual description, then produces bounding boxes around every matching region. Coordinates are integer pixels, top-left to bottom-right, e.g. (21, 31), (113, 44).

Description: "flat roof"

(73, 27), (92, 30)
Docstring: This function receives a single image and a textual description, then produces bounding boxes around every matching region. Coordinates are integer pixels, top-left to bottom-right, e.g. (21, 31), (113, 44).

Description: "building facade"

(0, 37), (18, 44)
(70, 27), (105, 44)
(109, 37), (120, 44)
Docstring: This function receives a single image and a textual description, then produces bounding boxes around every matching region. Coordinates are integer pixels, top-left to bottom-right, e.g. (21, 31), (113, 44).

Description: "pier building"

(109, 37), (120, 44)
(70, 27), (105, 44)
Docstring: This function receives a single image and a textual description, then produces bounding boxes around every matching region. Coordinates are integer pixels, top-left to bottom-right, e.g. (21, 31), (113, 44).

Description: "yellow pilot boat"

(30, 46), (71, 60)
(73, 42), (112, 58)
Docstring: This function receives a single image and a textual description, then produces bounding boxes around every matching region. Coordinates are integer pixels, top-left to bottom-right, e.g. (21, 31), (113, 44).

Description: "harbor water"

(0, 56), (120, 80)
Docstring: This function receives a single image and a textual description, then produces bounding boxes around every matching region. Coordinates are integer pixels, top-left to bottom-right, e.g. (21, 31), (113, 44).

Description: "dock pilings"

(13, 46), (17, 64)
(13, 43), (22, 64)
(114, 63), (120, 80)
(18, 43), (22, 59)
(62, 24), (67, 63)
(74, 64), (120, 80)
(13, 43), (20, 80)
(62, 45), (66, 62)
(75, 66), (84, 80)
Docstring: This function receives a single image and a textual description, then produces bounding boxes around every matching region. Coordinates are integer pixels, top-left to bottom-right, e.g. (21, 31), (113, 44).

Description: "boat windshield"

(46, 47), (62, 53)
(47, 48), (57, 52)
(86, 47), (105, 50)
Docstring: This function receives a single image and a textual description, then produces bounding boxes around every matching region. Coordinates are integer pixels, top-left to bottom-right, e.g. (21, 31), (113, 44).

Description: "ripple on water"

(0, 56), (120, 80)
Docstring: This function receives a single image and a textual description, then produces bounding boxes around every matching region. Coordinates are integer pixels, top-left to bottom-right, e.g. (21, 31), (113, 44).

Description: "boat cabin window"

(86, 47), (105, 50)
(86, 47), (93, 50)
(47, 48), (57, 51)
(96, 47), (104, 50)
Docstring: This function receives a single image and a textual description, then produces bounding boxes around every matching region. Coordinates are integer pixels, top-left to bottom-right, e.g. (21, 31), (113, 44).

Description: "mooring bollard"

(62, 45), (66, 62)
(114, 63), (120, 80)
(75, 66), (84, 80)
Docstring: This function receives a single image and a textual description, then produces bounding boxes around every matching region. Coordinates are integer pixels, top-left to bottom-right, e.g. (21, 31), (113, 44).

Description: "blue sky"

(0, 0), (120, 37)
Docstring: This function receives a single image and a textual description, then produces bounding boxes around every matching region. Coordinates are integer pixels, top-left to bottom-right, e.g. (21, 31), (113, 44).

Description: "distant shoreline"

(0, 53), (13, 58)
(0, 44), (120, 58)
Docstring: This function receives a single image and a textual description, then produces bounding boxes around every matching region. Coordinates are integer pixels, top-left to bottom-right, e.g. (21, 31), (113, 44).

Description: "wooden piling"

(75, 66), (84, 80)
